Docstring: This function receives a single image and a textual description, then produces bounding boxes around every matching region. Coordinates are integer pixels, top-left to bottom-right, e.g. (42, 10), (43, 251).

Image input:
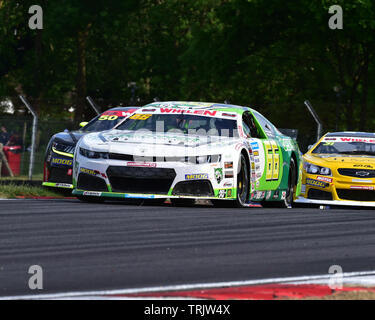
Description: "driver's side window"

(242, 121), (252, 138)
(242, 112), (261, 138)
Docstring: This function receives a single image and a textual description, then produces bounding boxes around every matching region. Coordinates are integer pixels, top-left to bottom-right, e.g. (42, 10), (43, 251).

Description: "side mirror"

(79, 122), (88, 128)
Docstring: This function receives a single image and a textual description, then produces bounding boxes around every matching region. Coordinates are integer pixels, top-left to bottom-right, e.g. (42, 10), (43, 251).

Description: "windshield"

(116, 113), (239, 137)
(81, 109), (137, 132)
(312, 138), (375, 156)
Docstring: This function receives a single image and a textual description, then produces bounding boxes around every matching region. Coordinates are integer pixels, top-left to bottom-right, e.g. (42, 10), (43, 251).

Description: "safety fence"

(0, 115), (76, 178)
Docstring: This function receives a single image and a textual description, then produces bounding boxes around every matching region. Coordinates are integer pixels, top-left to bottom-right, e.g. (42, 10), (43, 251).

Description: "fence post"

(86, 96), (101, 115)
(19, 95), (38, 180)
(304, 100), (323, 142)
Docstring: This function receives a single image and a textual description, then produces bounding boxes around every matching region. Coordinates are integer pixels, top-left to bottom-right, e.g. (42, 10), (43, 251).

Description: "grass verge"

(0, 174), (44, 181)
(0, 184), (66, 199)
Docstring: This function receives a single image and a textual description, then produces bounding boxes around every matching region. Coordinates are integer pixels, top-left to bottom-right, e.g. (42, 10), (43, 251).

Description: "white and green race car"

(72, 101), (302, 207)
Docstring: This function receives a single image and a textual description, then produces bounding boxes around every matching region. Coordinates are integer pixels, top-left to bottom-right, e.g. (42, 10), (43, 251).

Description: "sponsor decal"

(51, 158), (72, 166)
(127, 162), (157, 167)
(222, 113), (236, 118)
(215, 168), (223, 183)
(83, 191), (102, 197)
(101, 110), (135, 117)
(218, 189), (226, 199)
(306, 178), (328, 188)
(160, 108), (217, 117)
(250, 142), (259, 150)
(352, 179), (373, 183)
(353, 164), (373, 168)
(227, 189), (232, 197)
(281, 191), (287, 200)
(253, 151), (259, 156)
(339, 137), (375, 143)
(350, 186), (374, 190)
(316, 176), (333, 183)
(254, 158), (260, 163)
(224, 171), (234, 179)
(67, 169), (73, 176)
(323, 137), (375, 144)
(273, 190), (279, 199)
(80, 167), (96, 176)
(251, 163), (255, 170)
(185, 173), (209, 180)
(79, 167), (107, 178)
(255, 191), (265, 200)
(266, 191), (272, 200)
(223, 182), (233, 187)
(124, 194), (155, 199)
(301, 184), (306, 193)
(55, 183), (72, 188)
(224, 162), (233, 169)
(256, 181), (260, 188)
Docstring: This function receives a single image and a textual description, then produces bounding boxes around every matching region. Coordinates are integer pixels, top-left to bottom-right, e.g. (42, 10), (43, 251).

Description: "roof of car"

(326, 131), (375, 138)
(105, 106), (139, 111)
(143, 101), (251, 114)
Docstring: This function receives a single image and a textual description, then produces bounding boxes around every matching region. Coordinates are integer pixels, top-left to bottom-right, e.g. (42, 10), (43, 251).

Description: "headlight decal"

(304, 161), (332, 176)
(79, 148), (109, 159)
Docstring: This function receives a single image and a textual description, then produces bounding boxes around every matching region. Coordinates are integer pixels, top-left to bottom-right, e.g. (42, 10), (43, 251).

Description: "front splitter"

(295, 196), (375, 208)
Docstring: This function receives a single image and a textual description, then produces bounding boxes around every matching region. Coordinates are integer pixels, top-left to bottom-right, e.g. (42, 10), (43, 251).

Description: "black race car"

(43, 107), (138, 189)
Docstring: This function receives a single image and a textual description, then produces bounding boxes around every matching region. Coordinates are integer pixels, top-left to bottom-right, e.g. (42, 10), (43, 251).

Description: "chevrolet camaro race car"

(295, 132), (375, 207)
(72, 101), (302, 207)
(43, 106), (138, 190)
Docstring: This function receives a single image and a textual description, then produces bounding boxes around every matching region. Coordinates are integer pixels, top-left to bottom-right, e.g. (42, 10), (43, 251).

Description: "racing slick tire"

(76, 195), (105, 203)
(212, 153), (249, 208)
(170, 198), (196, 207)
(261, 157), (296, 208)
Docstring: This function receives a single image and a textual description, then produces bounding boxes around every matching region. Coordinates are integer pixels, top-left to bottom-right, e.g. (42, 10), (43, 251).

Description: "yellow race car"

(295, 132), (375, 207)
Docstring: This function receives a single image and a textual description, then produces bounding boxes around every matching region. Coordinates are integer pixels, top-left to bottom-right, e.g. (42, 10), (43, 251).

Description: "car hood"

(305, 153), (375, 168)
(81, 130), (240, 157)
(53, 131), (86, 146)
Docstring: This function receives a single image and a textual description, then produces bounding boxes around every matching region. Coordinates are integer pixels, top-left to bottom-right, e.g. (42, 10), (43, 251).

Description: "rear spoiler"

(278, 128), (298, 140)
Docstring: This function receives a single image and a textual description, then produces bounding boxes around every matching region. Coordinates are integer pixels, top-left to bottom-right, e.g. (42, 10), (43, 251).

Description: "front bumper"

(73, 157), (236, 200)
(43, 150), (74, 189)
(42, 182), (73, 189)
(297, 171), (375, 206)
(295, 196), (375, 207)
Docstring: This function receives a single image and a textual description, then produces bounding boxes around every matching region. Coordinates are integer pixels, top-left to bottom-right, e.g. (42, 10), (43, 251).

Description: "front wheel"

(212, 153), (249, 208)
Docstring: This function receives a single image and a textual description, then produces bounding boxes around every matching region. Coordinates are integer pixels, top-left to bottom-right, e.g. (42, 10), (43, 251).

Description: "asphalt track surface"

(1, 199), (375, 297)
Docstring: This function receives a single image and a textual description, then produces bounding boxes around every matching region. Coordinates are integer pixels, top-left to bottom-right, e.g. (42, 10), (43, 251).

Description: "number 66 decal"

(264, 140), (280, 181)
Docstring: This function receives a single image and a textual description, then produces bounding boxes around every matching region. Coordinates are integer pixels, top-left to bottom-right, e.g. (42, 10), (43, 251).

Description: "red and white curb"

(2, 270), (375, 300)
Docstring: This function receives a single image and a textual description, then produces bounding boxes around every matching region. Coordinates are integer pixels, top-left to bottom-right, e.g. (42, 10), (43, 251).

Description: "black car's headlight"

(52, 141), (75, 155)
(79, 148), (109, 159)
(304, 161), (331, 176)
